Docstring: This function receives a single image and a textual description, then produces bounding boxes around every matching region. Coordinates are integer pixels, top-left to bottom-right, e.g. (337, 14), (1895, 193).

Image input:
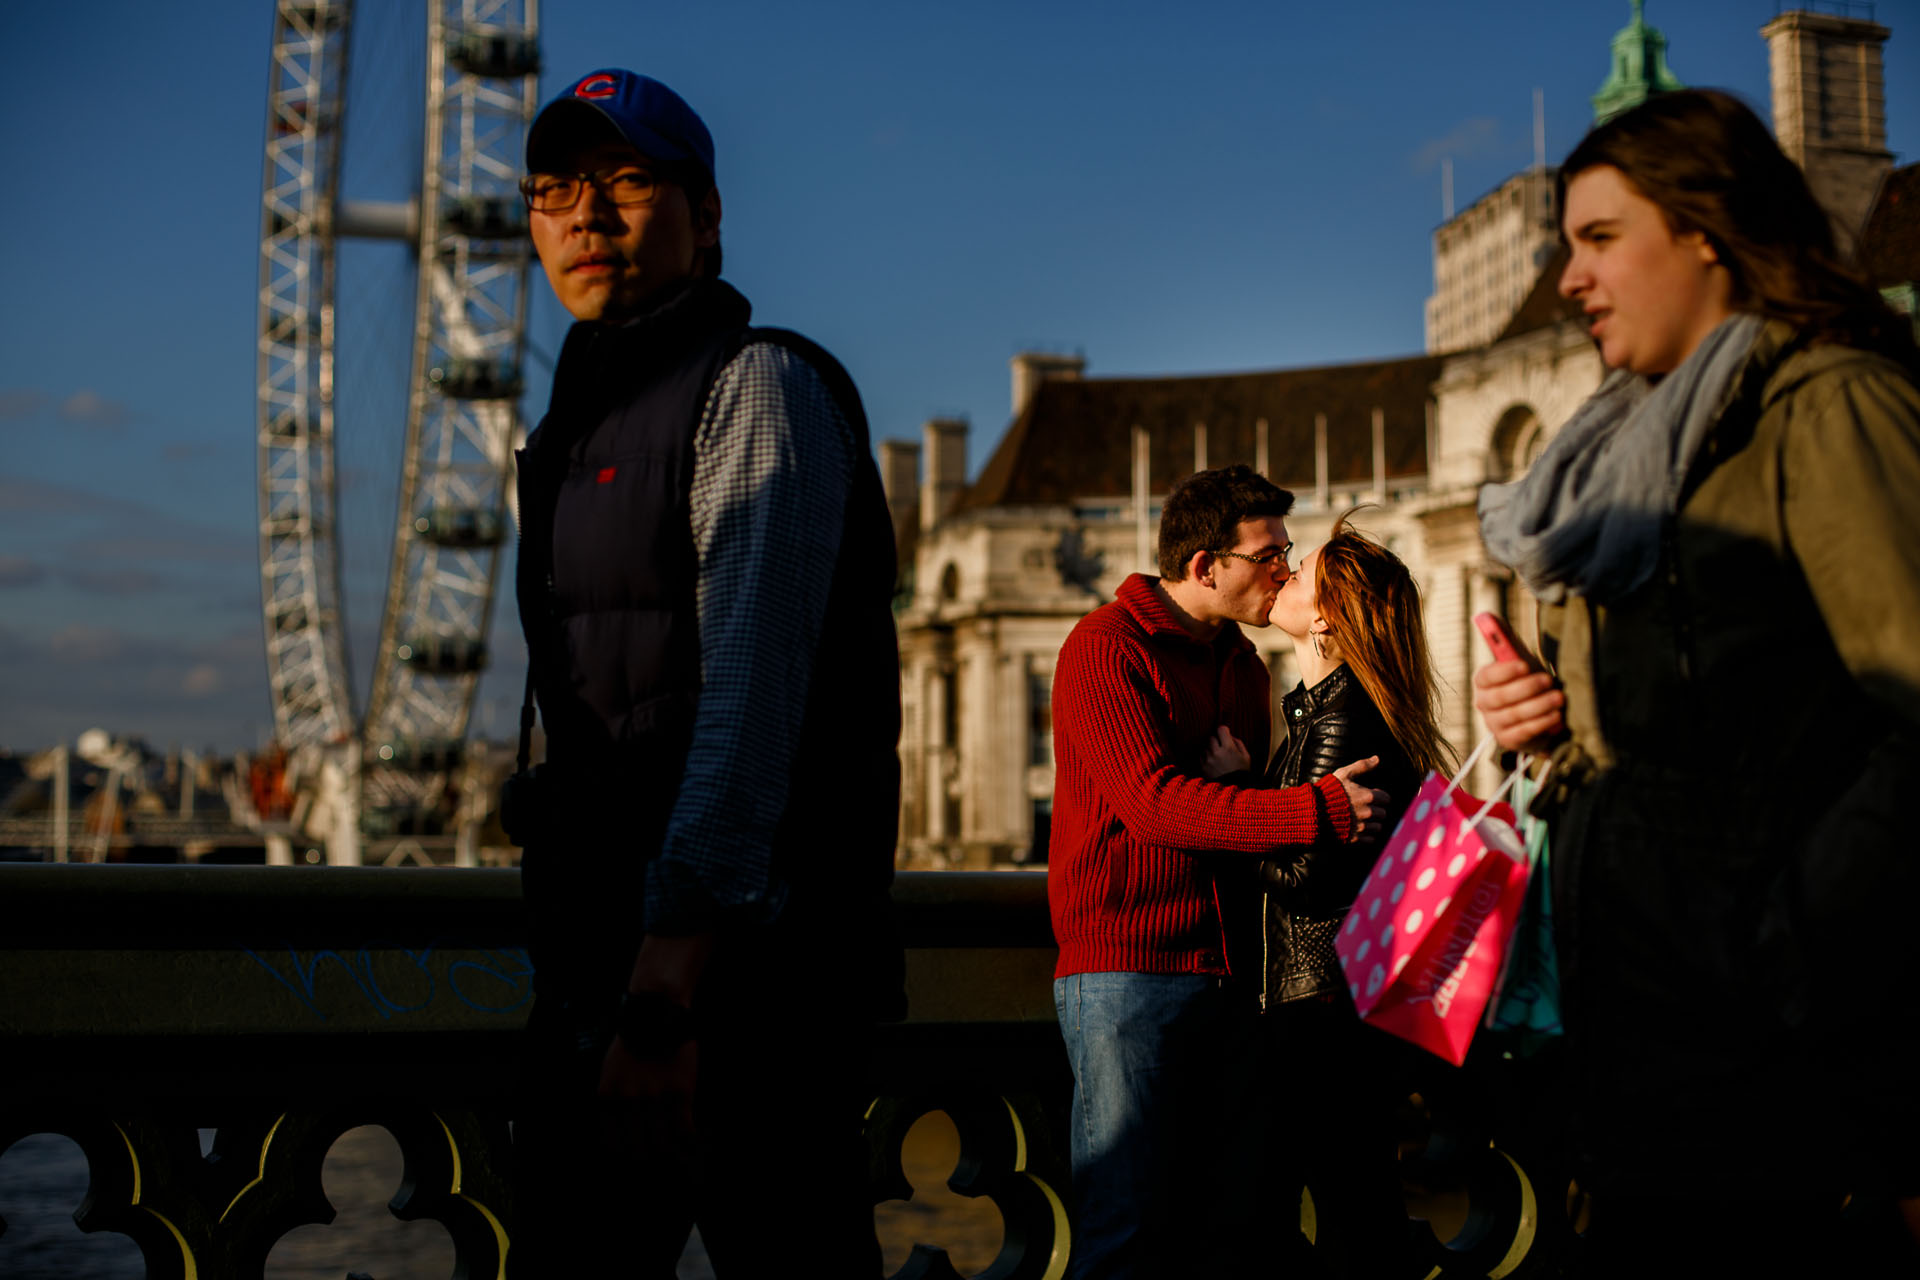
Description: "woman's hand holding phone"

(1471, 612), (1566, 752)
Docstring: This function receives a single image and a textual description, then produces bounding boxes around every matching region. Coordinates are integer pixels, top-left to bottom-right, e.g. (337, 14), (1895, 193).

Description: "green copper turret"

(1592, 0), (1684, 123)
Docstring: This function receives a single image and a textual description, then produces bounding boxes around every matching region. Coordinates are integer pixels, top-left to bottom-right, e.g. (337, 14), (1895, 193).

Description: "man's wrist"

(616, 989), (698, 1059)
(627, 931), (716, 1007)
(1315, 774), (1355, 842)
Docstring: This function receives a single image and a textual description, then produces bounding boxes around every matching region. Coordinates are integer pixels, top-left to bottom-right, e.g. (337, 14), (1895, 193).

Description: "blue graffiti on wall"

(244, 943), (535, 1021)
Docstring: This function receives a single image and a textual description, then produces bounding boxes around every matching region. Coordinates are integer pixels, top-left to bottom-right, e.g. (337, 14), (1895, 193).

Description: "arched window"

(1487, 404), (1545, 482)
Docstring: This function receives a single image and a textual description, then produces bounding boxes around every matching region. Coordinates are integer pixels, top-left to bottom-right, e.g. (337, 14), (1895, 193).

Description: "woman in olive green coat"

(1474, 90), (1920, 1273)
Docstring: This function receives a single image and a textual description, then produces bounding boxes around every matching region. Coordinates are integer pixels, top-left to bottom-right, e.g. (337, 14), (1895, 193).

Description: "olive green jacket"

(1540, 320), (1920, 779)
(1528, 321), (1920, 1194)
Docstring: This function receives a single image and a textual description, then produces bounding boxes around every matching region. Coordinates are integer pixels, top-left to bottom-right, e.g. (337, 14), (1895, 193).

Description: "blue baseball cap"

(525, 69), (715, 182)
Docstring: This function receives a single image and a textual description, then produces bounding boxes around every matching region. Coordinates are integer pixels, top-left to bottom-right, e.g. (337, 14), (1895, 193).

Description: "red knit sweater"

(1049, 574), (1356, 978)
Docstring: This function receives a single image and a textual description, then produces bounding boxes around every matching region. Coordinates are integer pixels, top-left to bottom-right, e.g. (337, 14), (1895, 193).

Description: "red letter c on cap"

(574, 74), (616, 100)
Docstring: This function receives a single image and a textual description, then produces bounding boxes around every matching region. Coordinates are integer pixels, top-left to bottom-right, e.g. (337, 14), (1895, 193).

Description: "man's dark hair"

(676, 166), (724, 279)
(1157, 465), (1294, 580)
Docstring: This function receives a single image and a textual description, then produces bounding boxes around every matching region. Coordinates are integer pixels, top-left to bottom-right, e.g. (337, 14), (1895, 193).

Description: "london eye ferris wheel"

(255, 0), (540, 861)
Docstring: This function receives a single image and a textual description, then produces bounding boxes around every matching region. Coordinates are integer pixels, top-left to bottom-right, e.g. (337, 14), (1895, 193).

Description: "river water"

(0, 1114), (1003, 1278)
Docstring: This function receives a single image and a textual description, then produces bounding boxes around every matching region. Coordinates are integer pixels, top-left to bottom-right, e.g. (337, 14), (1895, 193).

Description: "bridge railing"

(0, 865), (1559, 1279)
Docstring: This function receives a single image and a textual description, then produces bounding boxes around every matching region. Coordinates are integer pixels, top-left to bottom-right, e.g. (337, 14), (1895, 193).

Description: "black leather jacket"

(1259, 664), (1419, 1008)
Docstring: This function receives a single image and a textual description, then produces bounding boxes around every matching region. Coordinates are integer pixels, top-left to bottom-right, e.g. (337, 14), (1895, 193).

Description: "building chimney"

(1763, 9), (1893, 257)
(920, 417), (969, 533)
(1132, 426), (1152, 574)
(1425, 399), (1438, 479)
(1314, 413), (1330, 509)
(1010, 350), (1086, 418)
(878, 438), (921, 552)
(1372, 406), (1387, 500)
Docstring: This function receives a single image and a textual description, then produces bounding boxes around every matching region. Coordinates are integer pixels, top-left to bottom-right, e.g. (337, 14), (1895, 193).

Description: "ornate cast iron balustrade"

(0, 866), (1568, 1279)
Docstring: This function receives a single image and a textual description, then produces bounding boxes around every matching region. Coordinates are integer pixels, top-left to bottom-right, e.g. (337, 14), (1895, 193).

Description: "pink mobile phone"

(1473, 611), (1541, 672)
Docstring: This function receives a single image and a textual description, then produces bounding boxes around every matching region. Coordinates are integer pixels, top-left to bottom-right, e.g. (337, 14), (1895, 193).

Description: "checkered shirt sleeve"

(646, 340), (857, 934)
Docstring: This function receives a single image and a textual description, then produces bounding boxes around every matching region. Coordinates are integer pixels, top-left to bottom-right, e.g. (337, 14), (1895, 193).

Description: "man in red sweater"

(1049, 465), (1387, 1278)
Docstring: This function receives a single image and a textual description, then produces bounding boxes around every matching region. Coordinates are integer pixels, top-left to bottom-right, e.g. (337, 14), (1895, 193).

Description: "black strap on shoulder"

(515, 664), (537, 775)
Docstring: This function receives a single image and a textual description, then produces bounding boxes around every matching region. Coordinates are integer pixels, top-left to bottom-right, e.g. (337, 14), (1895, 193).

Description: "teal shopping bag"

(1484, 769), (1562, 1053)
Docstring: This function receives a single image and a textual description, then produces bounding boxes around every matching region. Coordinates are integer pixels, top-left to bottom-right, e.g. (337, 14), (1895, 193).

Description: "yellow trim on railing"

(219, 1113), (286, 1223)
(113, 1120), (142, 1202)
(434, 1111), (465, 1189)
(114, 1121), (197, 1279)
(1486, 1150), (1538, 1279)
(459, 1192), (512, 1280)
(436, 1110), (508, 1280)
(1031, 1170), (1071, 1280)
(1002, 1096), (1028, 1169)
(142, 1205), (199, 1280)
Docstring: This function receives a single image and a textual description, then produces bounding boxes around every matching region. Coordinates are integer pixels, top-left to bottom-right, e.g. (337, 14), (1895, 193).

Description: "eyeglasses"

(518, 166), (668, 214)
(1214, 543), (1293, 572)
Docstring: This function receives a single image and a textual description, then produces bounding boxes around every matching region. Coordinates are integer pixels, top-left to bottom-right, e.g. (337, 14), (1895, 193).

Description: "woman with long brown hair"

(1474, 88), (1920, 1271)
(1206, 510), (1448, 1274)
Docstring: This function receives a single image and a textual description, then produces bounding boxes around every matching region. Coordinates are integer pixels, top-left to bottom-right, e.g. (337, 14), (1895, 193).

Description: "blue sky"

(0, 1), (1912, 751)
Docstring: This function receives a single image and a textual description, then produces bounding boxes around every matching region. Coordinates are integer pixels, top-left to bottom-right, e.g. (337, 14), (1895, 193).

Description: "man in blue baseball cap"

(507, 68), (904, 1276)
(519, 70), (723, 324)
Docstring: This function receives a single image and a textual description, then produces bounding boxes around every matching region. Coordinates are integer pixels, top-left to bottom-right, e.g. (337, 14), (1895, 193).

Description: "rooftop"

(1861, 163), (1920, 288)
(957, 353), (1445, 514)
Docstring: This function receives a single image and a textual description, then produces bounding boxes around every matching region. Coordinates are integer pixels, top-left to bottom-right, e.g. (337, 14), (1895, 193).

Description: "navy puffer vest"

(514, 279), (901, 919)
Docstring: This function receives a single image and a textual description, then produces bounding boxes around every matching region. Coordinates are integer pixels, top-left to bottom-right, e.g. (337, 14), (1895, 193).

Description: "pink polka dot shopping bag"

(1335, 736), (1537, 1066)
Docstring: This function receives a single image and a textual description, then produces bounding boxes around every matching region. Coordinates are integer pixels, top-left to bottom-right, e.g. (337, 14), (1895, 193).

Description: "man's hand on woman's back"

(1332, 755), (1389, 846)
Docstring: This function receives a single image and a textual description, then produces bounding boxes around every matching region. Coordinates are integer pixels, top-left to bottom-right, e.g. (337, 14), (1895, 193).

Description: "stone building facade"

(1424, 168), (1561, 354)
(1418, 273), (1602, 768)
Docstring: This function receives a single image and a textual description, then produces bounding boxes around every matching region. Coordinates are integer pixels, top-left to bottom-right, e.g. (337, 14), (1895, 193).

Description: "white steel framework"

(256, 0), (540, 856)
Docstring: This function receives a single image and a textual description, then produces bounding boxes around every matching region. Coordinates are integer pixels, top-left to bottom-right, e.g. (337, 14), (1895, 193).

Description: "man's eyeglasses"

(1214, 544), (1293, 572)
(518, 166), (667, 214)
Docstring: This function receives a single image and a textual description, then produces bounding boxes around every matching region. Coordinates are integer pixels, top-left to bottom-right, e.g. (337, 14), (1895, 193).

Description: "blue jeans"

(1053, 972), (1257, 1279)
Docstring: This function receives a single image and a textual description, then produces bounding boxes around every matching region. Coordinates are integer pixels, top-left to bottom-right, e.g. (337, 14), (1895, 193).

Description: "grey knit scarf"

(1477, 312), (1765, 604)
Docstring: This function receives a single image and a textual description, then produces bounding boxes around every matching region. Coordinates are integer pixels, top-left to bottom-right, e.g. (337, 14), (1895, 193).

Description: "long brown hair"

(1558, 89), (1913, 365)
(1315, 510), (1453, 778)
